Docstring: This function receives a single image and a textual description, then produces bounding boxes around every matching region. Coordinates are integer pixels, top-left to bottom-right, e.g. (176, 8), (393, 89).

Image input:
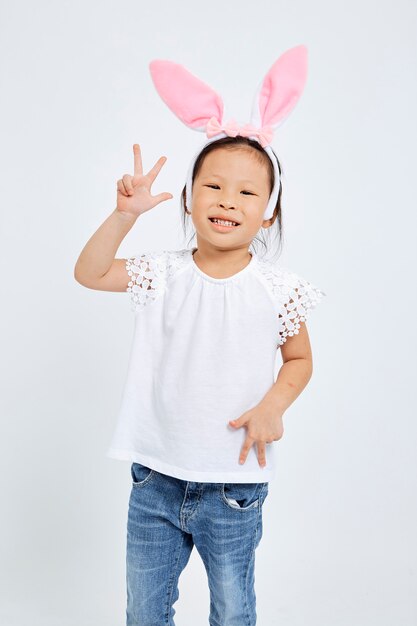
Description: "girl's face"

(191, 148), (274, 250)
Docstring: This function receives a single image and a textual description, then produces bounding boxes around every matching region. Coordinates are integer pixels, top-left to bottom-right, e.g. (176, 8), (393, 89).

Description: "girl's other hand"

(229, 402), (284, 468)
(116, 144), (173, 218)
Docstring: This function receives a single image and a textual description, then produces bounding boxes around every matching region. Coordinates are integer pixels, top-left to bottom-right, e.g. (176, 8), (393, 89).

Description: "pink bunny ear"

(149, 60), (224, 132)
(250, 45), (308, 130)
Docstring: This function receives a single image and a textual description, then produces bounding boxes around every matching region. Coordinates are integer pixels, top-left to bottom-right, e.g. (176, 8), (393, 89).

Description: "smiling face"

(190, 147), (274, 251)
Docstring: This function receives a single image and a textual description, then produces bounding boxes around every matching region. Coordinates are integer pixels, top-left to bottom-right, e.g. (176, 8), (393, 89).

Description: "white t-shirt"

(106, 247), (326, 483)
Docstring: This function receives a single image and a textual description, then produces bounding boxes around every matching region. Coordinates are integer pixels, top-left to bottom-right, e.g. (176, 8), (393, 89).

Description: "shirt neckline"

(189, 247), (257, 284)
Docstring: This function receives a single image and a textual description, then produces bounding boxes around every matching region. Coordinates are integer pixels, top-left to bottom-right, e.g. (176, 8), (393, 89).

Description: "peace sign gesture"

(116, 144), (173, 218)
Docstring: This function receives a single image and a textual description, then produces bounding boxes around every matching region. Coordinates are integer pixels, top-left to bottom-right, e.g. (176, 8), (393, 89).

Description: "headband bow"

(206, 117), (275, 148)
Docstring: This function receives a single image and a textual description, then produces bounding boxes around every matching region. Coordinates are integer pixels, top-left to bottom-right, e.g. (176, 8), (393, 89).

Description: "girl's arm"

(74, 209), (138, 291)
(229, 323), (314, 467)
(263, 323), (313, 413)
(73, 144), (172, 292)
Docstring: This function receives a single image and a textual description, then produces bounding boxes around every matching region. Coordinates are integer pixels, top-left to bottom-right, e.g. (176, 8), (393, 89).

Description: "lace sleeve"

(125, 251), (168, 312)
(255, 260), (326, 346)
(276, 269), (326, 346)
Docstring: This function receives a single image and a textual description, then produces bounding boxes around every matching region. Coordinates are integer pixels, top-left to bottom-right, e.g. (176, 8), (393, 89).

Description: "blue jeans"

(126, 462), (269, 626)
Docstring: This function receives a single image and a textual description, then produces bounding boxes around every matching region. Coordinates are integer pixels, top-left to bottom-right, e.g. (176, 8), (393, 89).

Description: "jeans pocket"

(221, 482), (269, 511)
(130, 462), (155, 487)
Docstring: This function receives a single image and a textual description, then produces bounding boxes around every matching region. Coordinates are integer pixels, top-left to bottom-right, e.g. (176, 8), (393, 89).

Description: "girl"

(74, 49), (326, 626)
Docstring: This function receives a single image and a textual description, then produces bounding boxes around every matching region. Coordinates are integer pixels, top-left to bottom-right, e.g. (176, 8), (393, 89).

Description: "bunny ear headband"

(149, 45), (308, 220)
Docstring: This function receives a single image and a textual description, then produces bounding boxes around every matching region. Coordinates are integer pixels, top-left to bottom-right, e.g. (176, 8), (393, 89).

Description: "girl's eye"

(206, 184), (254, 195)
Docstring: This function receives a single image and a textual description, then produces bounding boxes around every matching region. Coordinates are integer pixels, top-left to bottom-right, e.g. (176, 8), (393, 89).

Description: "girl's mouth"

(208, 217), (240, 231)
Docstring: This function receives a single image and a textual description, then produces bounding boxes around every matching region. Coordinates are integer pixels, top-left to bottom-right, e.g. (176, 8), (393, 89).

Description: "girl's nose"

(218, 200), (236, 209)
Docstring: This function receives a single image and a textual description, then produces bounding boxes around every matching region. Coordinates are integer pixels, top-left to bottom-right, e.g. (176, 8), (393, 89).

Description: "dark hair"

(180, 135), (284, 261)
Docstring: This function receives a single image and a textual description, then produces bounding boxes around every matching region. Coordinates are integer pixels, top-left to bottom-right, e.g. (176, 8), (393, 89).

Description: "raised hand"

(116, 144), (173, 218)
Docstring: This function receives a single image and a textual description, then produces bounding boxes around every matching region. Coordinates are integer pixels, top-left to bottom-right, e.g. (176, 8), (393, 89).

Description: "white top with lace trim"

(106, 248), (326, 483)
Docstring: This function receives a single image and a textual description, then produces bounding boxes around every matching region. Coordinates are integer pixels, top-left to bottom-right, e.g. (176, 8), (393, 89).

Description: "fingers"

(239, 437), (268, 467)
(153, 191), (174, 204)
(256, 442), (266, 468)
(122, 174), (134, 195)
(133, 144), (143, 177)
(117, 175), (134, 196)
(239, 436), (254, 465)
(146, 155), (168, 183)
(131, 144), (168, 186)
(117, 179), (128, 195)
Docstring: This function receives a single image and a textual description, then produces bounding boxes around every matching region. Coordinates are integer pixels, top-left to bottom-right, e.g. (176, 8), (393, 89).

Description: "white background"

(1, 0), (416, 624)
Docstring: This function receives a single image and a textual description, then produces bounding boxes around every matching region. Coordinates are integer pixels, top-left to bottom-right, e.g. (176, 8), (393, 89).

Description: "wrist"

(261, 388), (287, 416)
(114, 208), (140, 224)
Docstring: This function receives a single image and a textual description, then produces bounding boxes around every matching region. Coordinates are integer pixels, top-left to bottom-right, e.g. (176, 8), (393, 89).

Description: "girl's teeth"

(212, 219), (238, 226)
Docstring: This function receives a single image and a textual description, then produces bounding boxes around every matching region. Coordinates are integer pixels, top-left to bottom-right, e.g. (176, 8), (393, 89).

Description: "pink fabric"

(254, 45), (308, 129)
(206, 116), (274, 147)
(149, 45), (308, 149)
(149, 60), (223, 129)
(206, 117), (240, 138)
